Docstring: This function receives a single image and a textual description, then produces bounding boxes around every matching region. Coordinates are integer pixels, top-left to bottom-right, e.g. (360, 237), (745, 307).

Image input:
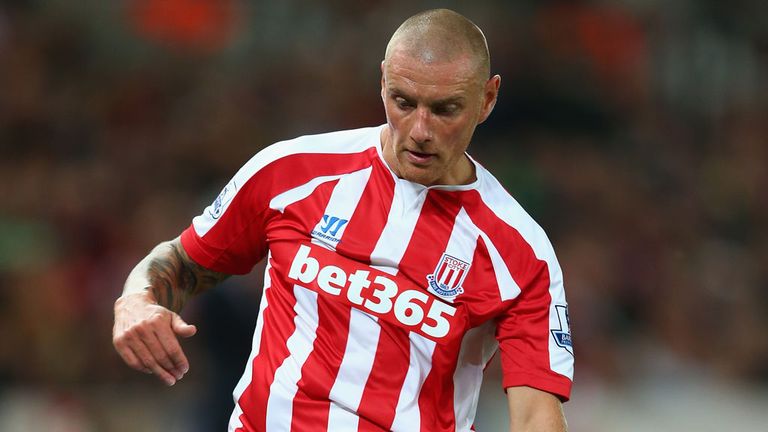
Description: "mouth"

(405, 149), (436, 165)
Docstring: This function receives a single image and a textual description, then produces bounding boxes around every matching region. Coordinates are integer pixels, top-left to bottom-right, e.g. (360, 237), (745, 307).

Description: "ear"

(380, 60), (387, 100)
(478, 74), (501, 124)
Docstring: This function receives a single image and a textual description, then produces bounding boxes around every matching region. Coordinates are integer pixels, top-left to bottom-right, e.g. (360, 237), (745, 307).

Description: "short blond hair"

(384, 9), (490, 81)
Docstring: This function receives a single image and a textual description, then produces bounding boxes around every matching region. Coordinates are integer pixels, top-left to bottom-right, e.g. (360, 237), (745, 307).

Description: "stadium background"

(1, 0), (767, 430)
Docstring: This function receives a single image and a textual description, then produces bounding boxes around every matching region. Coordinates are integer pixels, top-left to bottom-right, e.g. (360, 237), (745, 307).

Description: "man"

(113, 8), (573, 432)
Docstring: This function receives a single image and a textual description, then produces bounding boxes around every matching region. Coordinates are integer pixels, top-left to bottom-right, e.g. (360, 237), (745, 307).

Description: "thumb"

(171, 313), (197, 338)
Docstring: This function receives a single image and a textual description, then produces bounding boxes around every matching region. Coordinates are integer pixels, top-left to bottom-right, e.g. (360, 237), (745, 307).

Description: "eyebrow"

(388, 88), (465, 106)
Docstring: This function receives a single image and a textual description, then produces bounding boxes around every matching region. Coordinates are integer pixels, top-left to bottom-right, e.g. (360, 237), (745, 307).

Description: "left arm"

(506, 386), (567, 432)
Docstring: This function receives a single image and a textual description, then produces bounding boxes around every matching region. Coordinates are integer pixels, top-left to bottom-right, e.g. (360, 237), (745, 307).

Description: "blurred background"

(1, 0), (767, 430)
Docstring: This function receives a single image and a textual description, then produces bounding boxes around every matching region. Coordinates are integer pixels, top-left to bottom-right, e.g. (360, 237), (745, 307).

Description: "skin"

(112, 238), (227, 385)
(113, 9), (567, 430)
(507, 386), (569, 432)
(381, 37), (566, 431)
(380, 49), (500, 186)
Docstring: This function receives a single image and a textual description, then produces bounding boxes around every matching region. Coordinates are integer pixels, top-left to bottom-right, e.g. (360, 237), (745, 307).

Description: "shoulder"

(472, 161), (557, 262)
(228, 125), (383, 185)
(259, 125), (383, 160)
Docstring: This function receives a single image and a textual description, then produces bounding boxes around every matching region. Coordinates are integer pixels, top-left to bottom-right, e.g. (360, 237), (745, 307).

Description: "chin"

(401, 168), (438, 186)
(395, 154), (441, 185)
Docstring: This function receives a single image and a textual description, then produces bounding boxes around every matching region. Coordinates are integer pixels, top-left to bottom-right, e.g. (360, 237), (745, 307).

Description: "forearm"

(508, 408), (567, 432)
(507, 386), (567, 432)
(122, 238), (227, 312)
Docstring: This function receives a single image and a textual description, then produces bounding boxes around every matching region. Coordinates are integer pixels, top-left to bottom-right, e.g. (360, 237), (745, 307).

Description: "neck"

(379, 125), (476, 187)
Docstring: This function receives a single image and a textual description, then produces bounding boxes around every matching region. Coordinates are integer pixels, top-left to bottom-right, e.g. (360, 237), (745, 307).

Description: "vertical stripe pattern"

(175, 126), (573, 432)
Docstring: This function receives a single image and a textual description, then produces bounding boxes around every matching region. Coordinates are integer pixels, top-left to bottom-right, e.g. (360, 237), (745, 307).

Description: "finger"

(140, 327), (180, 377)
(131, 337), (178, 386)
(114, 337), (146, 372)
(153, 326), (189, 378)
(172, 314), (197, 338)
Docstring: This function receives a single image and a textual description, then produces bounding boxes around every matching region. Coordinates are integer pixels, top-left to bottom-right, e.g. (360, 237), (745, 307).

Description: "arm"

(506, 386), (567, 432)
(112, 237), (229, 385)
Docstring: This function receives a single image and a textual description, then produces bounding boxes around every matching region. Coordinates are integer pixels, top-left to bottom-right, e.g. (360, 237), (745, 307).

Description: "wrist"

(116, 289), (157, 306)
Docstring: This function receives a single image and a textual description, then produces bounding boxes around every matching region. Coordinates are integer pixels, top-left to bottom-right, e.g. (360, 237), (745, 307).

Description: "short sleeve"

(179, 127), (382, 275)
(495, 253), (573, 401)
(180, 159), (273, 275)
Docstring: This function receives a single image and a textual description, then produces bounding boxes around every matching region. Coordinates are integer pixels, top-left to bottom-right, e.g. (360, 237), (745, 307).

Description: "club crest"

(427, 254), (470, 300)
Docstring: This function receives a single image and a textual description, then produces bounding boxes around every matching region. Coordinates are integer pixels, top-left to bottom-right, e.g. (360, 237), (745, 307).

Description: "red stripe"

(463, 191), (571, 400)
(417, 335), (464, 432)
(445, 267), (458, 286)
(458, 236), (500, 326)
(393, 190), (465, 432)
(356, 324), (411, 431)
(289, 298), (351, 432)
(289, 159), (395, 430)
(334, 156), (395, 262)
(234, 261), (298, 431)
(182, 148), (378, 275)
(234, 180), (337, 430)
(437, 260), (449, 282)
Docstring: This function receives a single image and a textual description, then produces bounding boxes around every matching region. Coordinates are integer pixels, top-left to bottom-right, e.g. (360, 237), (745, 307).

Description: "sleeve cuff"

(180, 225), (249, 275)
(502, 371), (572, 402)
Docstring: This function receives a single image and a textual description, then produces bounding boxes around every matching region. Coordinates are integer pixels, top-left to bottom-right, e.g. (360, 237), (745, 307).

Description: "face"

(380, 50), (500, 186)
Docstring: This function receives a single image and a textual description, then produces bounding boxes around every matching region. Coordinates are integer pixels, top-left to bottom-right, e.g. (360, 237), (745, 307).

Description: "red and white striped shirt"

(180, 125), (573, 432)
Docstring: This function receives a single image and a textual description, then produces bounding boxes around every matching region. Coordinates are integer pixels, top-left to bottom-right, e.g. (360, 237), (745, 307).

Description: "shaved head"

(385, 9), (490, 82)
(379, 9), (501, 186)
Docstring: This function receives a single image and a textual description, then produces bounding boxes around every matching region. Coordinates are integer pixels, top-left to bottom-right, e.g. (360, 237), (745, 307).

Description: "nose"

(409, 107), (432, 144)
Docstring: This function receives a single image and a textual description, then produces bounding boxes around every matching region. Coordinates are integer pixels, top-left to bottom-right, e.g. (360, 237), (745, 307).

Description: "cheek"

(438, 122), (467, 142)
(386, 110), (413, 140)
(384, 104), (402, 125)
(439, 122), (473, 156)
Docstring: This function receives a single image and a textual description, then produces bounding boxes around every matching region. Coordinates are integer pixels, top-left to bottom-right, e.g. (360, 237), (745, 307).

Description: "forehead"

(383, 50), (481, 97)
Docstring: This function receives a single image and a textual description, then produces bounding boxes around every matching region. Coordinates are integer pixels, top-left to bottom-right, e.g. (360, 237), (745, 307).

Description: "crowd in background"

(1, 0), (766, 430)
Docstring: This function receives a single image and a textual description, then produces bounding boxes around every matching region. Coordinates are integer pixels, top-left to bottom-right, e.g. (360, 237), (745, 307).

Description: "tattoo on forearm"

(146, 242), (227, 311)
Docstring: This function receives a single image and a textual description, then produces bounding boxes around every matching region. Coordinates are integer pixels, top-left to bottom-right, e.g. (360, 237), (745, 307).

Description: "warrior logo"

(318, 215), (348, 237)
(427, 254), (470, 300)
(311, 214), (349, 243)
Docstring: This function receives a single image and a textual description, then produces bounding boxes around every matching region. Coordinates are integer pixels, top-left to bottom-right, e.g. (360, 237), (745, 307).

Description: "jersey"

(180, 125), (574, 432)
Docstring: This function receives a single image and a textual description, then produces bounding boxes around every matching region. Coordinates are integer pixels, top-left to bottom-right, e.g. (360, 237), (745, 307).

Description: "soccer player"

(113, 8), (573, 432)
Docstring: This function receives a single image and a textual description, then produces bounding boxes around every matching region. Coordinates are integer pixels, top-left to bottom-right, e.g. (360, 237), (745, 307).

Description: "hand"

(113, 291), (197, 386)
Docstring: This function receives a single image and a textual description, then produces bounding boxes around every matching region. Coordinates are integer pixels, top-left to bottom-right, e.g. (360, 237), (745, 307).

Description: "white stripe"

(269, 174), (347, 213)
(379, 182), (436, 429)
(264, 286), (320, 432)
(477, 229), (521, 301)
(447, 267), (460, 287)
(327, 310), (381, 431)
(228, 256), (274, 431)
(194, 125), (383, 236)
(437, 208), (497, 429)
(476, 166), (573, 380)
(452, 321), (498, 431)
(429, 208), (481, 302)
(369, 180), (427, 269)
(438, 267), (450, 285)
(326, 179), (427, 430)
(444, 208), (478, 259)
(389, 335), (436, 432)
(320, 166), (378, 430)
(310, 166), (372, 248)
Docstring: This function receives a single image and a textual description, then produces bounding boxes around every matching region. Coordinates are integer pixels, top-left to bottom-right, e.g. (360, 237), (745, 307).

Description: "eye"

(433, 103), (460, 116)
(394, 96), (414, 111)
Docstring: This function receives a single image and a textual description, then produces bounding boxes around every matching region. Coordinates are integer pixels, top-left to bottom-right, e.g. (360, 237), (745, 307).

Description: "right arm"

(112, 237), (229, 385)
